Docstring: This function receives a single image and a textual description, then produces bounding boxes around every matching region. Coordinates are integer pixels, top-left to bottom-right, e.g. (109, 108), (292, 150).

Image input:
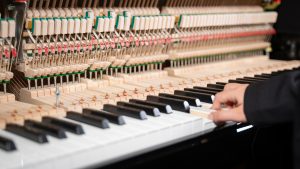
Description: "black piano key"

(174, 90), (213, 104)
(129, 99), (173, 114)
(193, 86), (222, 92)
(207, 83), (224, 89)
(146, 95), (190, 113)
(243, 76), (268, 81)
(216, 82), (227, 85)
(261, 73), (273, 77)
(255, 74), (271, 78)
(117, 102), (160, 117)
(66, 111), (110, 129)
(159, 93), (201, 107)
(5, 124), (48, 144)
(103, 104), (147, 120)
(24, 120), (67, 139)
(0, 135), (16, 151)
(228, 79), (252, 84)
(184, 88), (217, 95)
(292, 67), (300, 70)
(42, 117), (84, 135)
(82, 108), (126, 125)
(236, 78), (263, 83)
(272, 69), (288, 74)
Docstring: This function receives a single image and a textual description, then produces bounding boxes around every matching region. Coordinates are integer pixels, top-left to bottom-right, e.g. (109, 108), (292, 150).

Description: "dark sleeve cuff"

(243, 71), (299, 126)
(244, 83), (262, 125)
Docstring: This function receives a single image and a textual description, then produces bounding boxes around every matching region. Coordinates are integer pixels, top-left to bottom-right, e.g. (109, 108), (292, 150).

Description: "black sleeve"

(244, 70), (300, 125)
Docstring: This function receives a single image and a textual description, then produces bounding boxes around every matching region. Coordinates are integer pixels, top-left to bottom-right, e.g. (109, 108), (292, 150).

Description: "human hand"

(210, 83), (249, 123)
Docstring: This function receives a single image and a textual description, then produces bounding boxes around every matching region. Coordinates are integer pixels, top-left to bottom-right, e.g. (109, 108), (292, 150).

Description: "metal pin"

(72, 74), (75, 83)
(34, 79), (38, 89)
(41, 78), (44, 88)
(60, 76), (63, 86)
(48, 77), (51, 87)
(89, 72), (92, 79)
(3, 83), (7, 94)
(78, 74), (81, 83)
(28, 79), (31, 90)
(66, 75), (69, 84)
(115, 68), (118, 77)
(54, 76), (57, 86)
(100, 70), (103, 79)
(110, 68), (113, 76)
(55, 85), (60, 107)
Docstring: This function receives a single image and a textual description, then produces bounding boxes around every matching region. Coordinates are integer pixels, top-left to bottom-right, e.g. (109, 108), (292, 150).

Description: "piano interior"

(0, 0), (298, 168)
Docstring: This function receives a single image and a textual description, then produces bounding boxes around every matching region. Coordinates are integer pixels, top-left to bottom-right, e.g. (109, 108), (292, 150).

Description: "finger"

(211, 106), (247, 123)
(211, 90), (237, 110)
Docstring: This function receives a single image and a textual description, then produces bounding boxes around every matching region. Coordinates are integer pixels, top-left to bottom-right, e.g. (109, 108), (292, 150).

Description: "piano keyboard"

(0, 63), (299, 168)
(0, 0), (299, 168)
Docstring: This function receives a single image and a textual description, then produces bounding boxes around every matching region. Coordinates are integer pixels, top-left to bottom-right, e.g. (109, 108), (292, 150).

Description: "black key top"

(261, 73), (273, 77)
(207, 83), (224, 89)
(117, 102), (160, 117)
(0, 135), (16, 151)
(174, 90), (213, 104)
(42, 117), (84, 135)
(103, 104), (147, 120)
(5, 124), (48, 144)
(129, 99), (173, 114)
(66, 111), (110, 129)
(184, 88), (217, 95)
(159, 93), (201, 107)
(193, 86), (222, 92)
(255, 74), (271, 78)
(216, 82), (227, 85)
(293, 67), (300, 70)
(228, 79), (253, 84)
(24, 120), (67, 139)
(236, 78), (262, 83)
(146, 95), (190, 113)
(243, 76), (268, 81)
(82, 108), (126, 125)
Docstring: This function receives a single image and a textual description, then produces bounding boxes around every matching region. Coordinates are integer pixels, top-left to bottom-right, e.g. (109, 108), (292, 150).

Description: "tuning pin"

(95, 71), (98, 79)
(47, 77), (51, 87)
(34, 79), (38, 89)
(72, 74), (75, 83)
(100, 70), (103, 79)
(66, 75), (69, 84)
(40, 78), (44, 88)
(78, 74), (81, 83)
(3, 83), (7, 94)
(60, 76), (63, 86)
(89, 71), (92, 79)
(27, 79), (31, 90)
(54, 76), (57, 86)
(114, 68), (118, 77)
